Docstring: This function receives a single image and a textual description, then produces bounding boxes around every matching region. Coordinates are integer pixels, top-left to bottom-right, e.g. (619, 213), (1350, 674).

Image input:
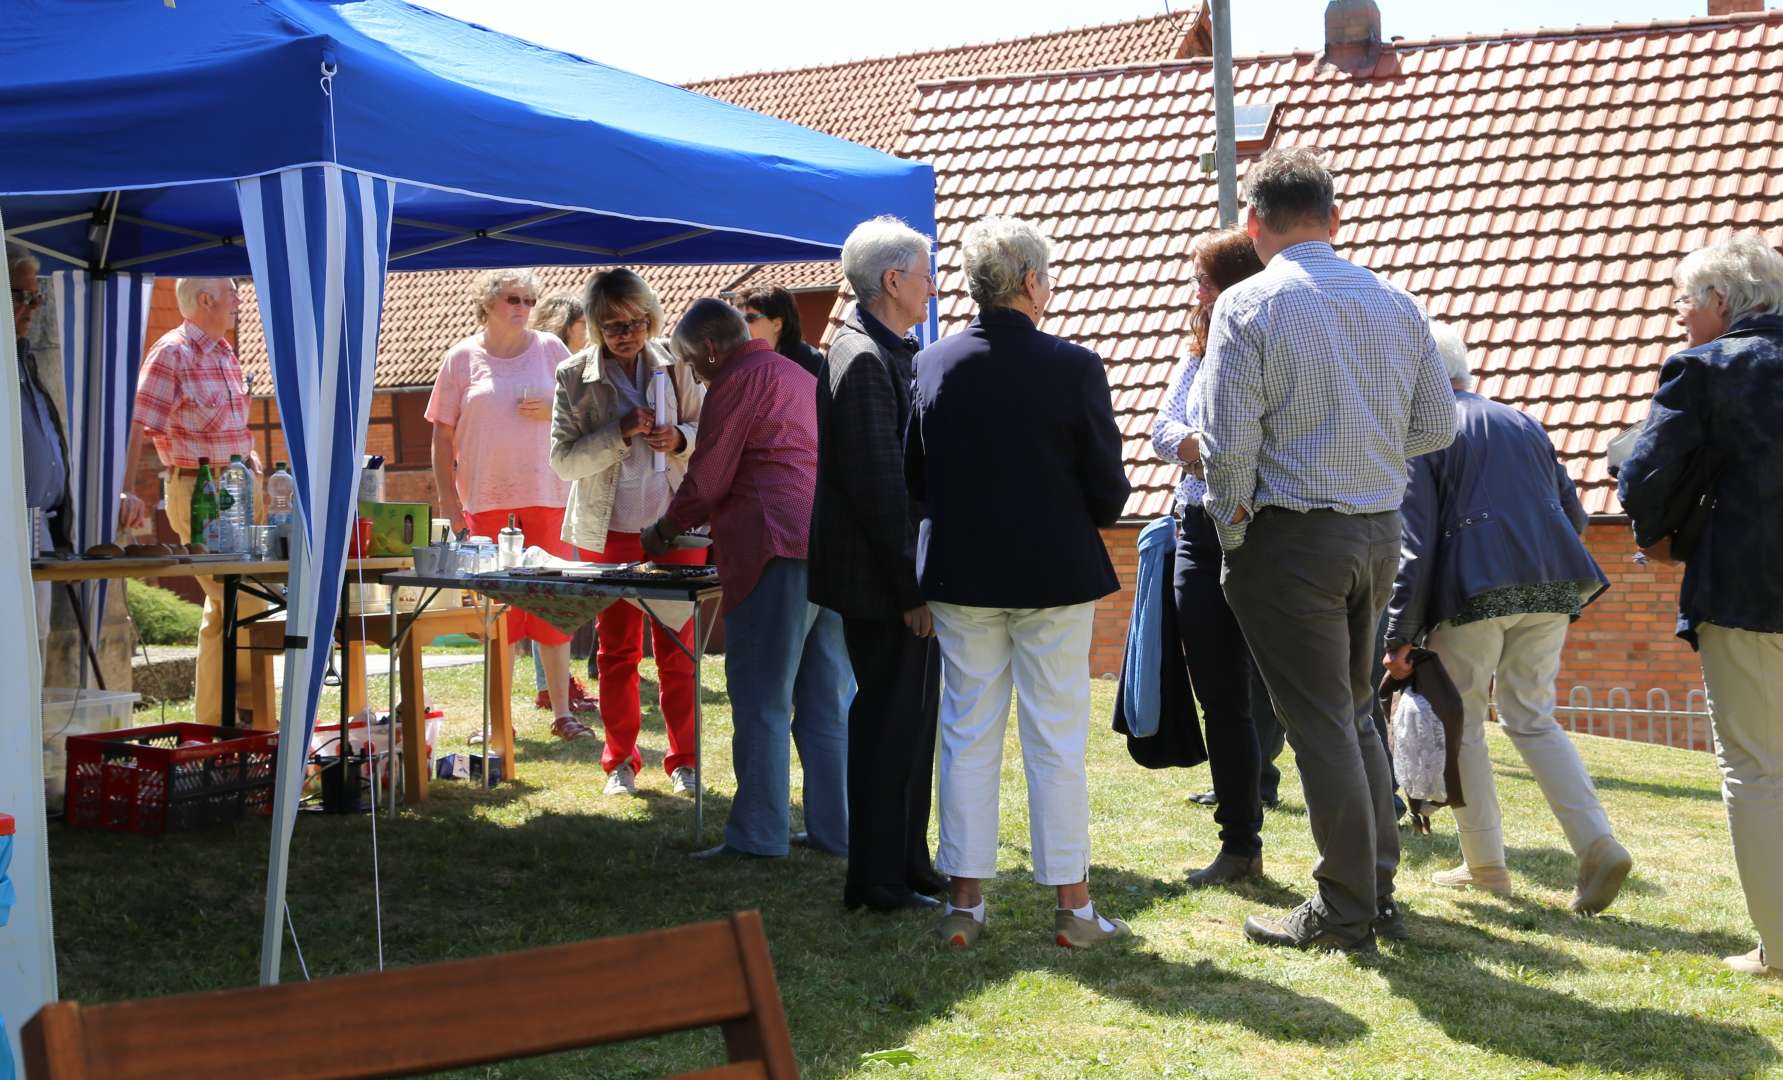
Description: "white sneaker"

(670, 767), (699, 795)
(603, 764), (637, 797)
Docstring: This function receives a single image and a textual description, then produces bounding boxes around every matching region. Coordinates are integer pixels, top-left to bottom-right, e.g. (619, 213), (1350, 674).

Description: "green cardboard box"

(357, 500), (431, 556)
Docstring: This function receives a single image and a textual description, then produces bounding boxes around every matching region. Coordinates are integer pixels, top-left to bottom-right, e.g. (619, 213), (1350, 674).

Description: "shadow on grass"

(1452, 894), (1752, 959)
(1503, 844), (1660, 897)
(1591, 772), (1722, 803)
(1375, 911), (1778, 1076)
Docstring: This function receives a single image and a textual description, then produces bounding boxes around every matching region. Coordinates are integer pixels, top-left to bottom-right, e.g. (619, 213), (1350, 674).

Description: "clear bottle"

(498, 513), (525, 570)
(190, 457), (221, 549)
(266, 461), (295, 560)
(220, 454), (254, 553)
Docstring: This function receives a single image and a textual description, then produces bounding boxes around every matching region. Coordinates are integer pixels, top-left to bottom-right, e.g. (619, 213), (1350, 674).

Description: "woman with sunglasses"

(737, 283), (826, 377)
(550, 268), (708, 797)
(426, 268), (585, 736)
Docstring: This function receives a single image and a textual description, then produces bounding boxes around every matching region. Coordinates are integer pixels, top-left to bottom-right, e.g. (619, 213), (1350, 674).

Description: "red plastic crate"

(64, 723), (279, 836)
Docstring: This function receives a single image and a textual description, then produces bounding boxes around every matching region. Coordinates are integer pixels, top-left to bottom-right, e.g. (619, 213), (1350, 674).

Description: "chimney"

(1323, 0), (1383, 75)
(1707, 0), (1763, 13)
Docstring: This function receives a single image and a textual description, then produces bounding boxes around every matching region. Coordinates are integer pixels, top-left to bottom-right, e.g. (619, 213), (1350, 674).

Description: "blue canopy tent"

(0, 0), (934, 1035)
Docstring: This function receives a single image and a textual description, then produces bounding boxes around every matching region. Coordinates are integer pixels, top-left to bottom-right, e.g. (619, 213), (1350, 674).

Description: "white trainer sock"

(1065, 901), (1118, 933)
(945, 899), (986, 923)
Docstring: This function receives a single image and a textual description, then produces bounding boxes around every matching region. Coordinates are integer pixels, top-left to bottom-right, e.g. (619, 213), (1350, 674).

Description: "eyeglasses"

(741, 312), (766, 323)
(10, 288), (44, 309)
(600, 317), (650, 338)
(499, 294), (538, 307)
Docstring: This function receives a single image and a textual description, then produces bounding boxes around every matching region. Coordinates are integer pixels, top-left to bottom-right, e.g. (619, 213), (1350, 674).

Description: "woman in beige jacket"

(551, 269), (706, 797)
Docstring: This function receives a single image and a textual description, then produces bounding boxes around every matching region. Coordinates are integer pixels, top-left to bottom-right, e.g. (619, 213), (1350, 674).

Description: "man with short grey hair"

(644, 298), (851, 862)
(1197, 146), (1456, 951)
(812, 216), (944, 911)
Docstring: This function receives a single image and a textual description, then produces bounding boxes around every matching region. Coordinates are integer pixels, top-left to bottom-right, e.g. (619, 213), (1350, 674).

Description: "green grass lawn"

(49, 659), (1783, 1078)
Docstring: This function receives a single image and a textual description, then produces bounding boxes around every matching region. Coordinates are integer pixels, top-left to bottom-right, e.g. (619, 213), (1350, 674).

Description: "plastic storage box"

(41, 688), (141, 812)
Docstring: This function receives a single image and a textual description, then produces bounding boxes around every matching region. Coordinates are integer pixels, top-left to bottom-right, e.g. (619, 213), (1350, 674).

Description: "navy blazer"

(904, 307), (1129, 608)
(1385, 391), (1608, 645)
(1619, 314), (1783, 647)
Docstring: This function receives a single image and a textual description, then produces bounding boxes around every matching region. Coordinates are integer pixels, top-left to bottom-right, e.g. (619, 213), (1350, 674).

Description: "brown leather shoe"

(1187, 852), (1263, 888)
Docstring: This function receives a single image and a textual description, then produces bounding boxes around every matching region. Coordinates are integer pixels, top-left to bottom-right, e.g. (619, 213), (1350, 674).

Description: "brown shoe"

(1571, 835), (1633, 915)
(1054, 909), (1133, 948)
(937, 911), (984, 949)
(1187, 852), (1263, 888)
(1431, 863), (1513, 896)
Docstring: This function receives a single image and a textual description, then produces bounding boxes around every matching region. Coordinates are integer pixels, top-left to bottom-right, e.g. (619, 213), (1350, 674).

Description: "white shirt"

(606, 354), (673, 533)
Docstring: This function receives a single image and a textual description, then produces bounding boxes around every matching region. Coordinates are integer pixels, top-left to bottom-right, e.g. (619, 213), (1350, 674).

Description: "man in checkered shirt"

(126, 277), (261, 727)
(1197, 147), (1456, 952)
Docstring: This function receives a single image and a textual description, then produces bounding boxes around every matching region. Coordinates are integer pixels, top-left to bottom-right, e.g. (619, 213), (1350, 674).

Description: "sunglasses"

(600, 317), (650, 338)
(11, 288), (44, 309)
(499, 294), (538, 307)
(741, 312), (766, 323)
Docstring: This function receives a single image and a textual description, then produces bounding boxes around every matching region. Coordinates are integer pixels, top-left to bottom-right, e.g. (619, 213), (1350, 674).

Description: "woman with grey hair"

(1621, 229), (1783, 977)
(425, 269), (584, 736)
(550, 268), (706, 797)
(1383, 322), (1625, 913)
(906, 216), (1133, 948)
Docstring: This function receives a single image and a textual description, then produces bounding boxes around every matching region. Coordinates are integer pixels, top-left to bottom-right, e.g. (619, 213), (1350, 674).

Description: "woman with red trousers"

(551, 269), (707, 797)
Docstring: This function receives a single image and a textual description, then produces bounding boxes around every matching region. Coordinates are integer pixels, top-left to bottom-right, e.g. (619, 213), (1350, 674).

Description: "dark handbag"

(1377, 647), (1466, 834)
(1643, 446), (1723, 562)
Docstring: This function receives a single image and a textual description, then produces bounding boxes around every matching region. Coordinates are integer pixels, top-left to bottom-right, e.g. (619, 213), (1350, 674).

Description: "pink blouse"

(425, 329), (571, 514)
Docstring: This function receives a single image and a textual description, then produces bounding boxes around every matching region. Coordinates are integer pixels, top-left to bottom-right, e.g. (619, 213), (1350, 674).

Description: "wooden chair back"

(23, 910), (797, 1080)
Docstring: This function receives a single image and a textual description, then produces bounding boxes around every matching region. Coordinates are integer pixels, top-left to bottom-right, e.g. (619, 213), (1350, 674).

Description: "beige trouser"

(1427, 611), (1614, 869)
(163, 469), (265, 727)
(1699, 623), (1783, 957)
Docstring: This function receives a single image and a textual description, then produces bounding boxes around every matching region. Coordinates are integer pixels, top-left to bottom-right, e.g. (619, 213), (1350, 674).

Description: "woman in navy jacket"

(905, 216), (1131, 950)
(1619, 231), (1783, 978)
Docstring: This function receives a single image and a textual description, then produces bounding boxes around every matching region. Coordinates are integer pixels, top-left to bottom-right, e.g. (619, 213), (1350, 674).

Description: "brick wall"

(1090, 523), (1142, 678)
(1557, 520), (1704, 746)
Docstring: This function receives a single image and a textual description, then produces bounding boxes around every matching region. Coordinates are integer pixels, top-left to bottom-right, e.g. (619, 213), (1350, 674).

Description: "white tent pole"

(258, 529), (313, 986)
(0, 203), (59, 1076)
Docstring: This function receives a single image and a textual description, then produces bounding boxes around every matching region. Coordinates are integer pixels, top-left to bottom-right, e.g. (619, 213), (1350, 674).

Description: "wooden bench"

(23, 910), (798, 1079)
(240, 603), (514, 802)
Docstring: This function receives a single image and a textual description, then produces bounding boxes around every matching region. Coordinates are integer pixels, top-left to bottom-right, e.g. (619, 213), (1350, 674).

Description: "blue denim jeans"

(722, 558), (852, 856)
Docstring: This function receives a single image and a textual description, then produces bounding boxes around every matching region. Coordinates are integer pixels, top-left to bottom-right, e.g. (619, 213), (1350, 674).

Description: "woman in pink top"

(426, 269), (586, 739)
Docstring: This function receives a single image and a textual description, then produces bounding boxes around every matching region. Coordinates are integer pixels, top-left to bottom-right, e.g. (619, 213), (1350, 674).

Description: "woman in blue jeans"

(1150, 227), (1273, 887)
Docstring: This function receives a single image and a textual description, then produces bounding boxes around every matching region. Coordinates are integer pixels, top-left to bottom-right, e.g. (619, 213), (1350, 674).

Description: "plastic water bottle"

(266, 461), (295, 559)
(220, 454), (254, 553)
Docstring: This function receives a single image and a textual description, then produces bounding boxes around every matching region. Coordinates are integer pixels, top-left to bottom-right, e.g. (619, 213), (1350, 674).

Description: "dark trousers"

(1253, 664), (1285, 805)
(1222, 508), (1402, 936)
(1175, 507), (1266, 857)
(840, 616), (940, 895)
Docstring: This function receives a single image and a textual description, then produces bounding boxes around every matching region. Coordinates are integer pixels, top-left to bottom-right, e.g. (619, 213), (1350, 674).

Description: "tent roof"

(0, 0), (933, 274)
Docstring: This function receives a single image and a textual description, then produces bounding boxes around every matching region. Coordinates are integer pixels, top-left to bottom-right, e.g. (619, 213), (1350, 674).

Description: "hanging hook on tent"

(319, 59), (340, 163)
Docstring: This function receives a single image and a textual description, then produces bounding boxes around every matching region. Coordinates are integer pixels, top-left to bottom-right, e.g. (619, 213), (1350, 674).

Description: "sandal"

(551, 715), (595, 741)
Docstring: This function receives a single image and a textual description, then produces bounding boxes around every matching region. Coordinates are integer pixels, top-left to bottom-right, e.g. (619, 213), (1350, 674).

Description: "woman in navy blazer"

(905, 216), (1131, 950)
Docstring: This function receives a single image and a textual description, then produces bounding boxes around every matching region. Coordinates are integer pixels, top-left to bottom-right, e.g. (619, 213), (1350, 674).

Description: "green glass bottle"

(190, 457), (220, 548)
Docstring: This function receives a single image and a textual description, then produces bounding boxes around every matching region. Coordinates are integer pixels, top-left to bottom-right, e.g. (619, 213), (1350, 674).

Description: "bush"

(127, 583), (202, 645)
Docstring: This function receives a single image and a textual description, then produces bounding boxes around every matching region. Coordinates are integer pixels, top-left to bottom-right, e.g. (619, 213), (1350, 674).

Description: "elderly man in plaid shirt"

(126, 277), (262, 727)
(1196, 148), (1456, 952)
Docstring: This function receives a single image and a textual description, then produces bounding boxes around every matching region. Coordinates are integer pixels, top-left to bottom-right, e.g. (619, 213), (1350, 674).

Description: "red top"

(665, 339), (817, 612)
(133, 321), (254, 468)
(0, 811), (14, 836)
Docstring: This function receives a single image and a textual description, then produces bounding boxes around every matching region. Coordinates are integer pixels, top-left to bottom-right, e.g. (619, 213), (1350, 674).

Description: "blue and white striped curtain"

(236, 164), (394, 985)
(50, 270), (154, 655)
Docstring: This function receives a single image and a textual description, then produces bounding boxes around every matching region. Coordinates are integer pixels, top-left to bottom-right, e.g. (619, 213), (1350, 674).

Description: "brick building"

(168, 5), (1782, 728)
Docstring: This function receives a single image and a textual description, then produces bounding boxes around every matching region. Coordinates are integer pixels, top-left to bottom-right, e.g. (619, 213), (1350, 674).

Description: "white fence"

(1551, 685), (1713, 751)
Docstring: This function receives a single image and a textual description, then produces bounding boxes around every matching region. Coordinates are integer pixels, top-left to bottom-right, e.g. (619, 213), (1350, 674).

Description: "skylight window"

(1233, 102), (1277, 148)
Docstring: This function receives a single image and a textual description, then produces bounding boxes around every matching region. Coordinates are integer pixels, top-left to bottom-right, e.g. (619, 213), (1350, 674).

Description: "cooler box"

(42, 688), (141, 812)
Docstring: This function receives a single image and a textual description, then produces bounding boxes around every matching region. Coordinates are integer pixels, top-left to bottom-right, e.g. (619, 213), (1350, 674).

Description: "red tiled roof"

(901, 9), (1783, 518)
(237, 13), (1204, 392)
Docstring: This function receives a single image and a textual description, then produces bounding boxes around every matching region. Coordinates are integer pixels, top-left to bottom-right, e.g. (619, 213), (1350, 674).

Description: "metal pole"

(1211, 0), (1239, 227)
